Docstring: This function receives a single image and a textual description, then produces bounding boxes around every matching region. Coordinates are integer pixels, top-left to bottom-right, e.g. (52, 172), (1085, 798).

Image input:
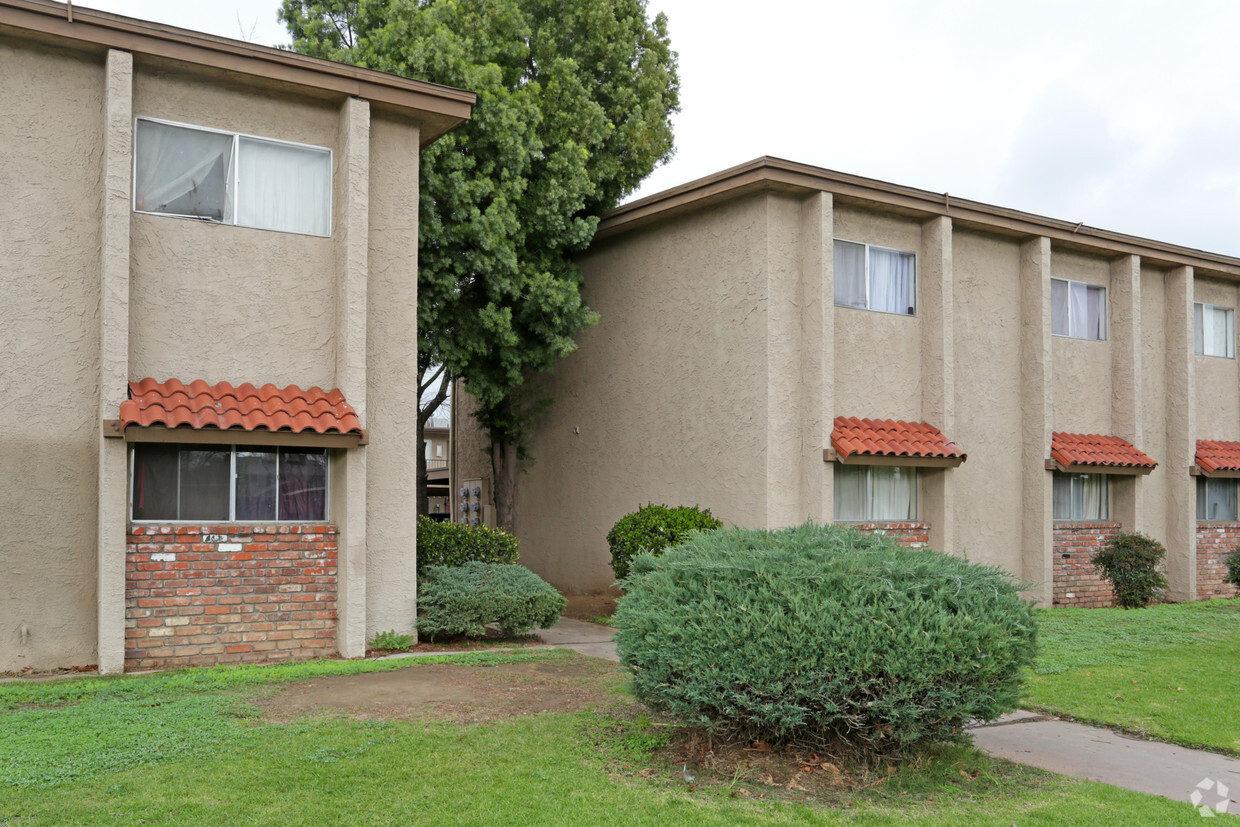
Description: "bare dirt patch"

(562, 589), (619, 622)
(258, 654), (629, 725)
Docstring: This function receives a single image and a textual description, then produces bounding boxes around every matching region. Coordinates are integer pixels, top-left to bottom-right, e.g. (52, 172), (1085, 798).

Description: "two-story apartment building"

(454, 157), (1240, 607)
(0, 0), (473, 673)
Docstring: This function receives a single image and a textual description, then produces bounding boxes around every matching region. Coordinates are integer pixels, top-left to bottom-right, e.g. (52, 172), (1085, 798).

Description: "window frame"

(132, 116), (333, 238)
(1051, 471), (1110, 521)
(833, 463), (919, 522)
(833, 238), (918, 316)
(1050, 277), (1108, 341)
(1197, 476), (1240, 522)
(128, 443), (331, 524)
(1194, 301), (1236, 359)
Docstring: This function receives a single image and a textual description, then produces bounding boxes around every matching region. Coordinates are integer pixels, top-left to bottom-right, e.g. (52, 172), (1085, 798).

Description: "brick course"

(125, 525), (337, 670)
(1053, 522), (1120, 608)
(1196, 523), (1240, 600)
(846, 522), (931, 548)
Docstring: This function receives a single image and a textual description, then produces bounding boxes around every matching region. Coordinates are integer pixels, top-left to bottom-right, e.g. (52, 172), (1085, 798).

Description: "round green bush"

(1092, 532), (1168, 608)
(1225, 546), (1240, 589)
(606, 503), (722, 580)
(613, 523), (1036, 753)
(417, 562), (566, 639)
(417, 516), (519, 577)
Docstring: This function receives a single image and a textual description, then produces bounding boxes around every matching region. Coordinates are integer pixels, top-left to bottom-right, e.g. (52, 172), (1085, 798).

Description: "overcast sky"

(86, 0), (1240, 256)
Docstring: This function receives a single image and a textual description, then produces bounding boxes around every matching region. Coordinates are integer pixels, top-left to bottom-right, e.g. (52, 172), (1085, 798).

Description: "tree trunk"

(491, 437), (519, 534)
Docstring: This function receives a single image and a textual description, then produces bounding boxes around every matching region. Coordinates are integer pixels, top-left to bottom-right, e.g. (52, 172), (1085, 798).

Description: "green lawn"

(0, 650), (1221, 825)
(1025, 599), (1240, 754)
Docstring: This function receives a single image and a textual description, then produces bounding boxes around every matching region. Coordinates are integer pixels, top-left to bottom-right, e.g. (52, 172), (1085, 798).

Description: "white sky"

(85, 0), (1240, 256)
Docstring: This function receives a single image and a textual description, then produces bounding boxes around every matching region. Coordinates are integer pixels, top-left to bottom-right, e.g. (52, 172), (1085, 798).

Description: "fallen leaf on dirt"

(749, 741), (773, 752)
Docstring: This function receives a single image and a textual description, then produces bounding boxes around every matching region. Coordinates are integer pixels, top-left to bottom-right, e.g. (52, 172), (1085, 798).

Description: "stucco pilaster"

(1109, 255), (1144, 533)
(798, 191), (832, 523)
(365, 115), (421, 640)
(1020, 237), (1054, 604)
(1165, 265), (1196, 601)
(97, 49), (132, 674)
(334, 96), (370, 657)
(920, 216), (955, 554)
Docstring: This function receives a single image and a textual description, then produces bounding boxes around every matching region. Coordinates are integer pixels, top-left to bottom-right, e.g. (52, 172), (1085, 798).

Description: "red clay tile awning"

(828, 417), (967, 467)
(1049, 432), (1156, 474)
(1196, 440), (1240, 477)
(119, 378), (362, 437)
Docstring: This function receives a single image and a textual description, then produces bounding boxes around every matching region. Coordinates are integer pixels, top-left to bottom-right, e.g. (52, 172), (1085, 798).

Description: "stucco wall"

(128, 69), (339, 387)
(1050, 248), (1113, 435)
(0, 39), (105, 671)
(1194, 277), (1240, 438)
(832, 206), (924, 420)
(951, 230), (1026, 574)
(493, 193), (776, 591)
(1138, 266), (1169, 546)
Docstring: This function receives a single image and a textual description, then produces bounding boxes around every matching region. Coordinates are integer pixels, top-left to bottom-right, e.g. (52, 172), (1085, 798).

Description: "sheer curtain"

(1202, 304), (1233, 357)
(1054, 473), (1108, 520)
(870, 466), (915, 520)
(1051, 279), (1070, 336)
(1198, 477), (1239, 521)
(279, 449), (328, 520)
(834, 463), (867, 520)
(236, 138), (331, 236)
(134, 120), (233, 221)
(869, 248), (915, 314)
(834, 241), (867, 308)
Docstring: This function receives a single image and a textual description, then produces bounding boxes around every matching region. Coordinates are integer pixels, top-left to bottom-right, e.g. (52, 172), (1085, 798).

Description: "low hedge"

(1226, 547), (1240, 589)
(614, 522), (1036, 753)
(606, 503), (721, 580)
(417, 562), (566, 639)
(416, 516), (519, 577)
(1092, 532), (1167, 608)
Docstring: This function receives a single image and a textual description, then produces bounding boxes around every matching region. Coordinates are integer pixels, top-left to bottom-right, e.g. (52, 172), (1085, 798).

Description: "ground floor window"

(131, 444), (327, 522)
(1052, 472), (1109, 521)
(1197, 476), (1239, 521)
(834, 464), (917, 521)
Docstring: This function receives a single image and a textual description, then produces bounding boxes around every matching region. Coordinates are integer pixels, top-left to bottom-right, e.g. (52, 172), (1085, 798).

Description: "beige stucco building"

(0, 0), (473, 672)
(455, 157), (1240, 606)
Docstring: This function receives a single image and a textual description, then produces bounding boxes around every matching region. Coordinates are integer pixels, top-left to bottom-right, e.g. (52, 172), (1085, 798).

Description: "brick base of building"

(847, 522), (931, 548)
(1053, 522), (1120, 608)
(125, 525), (338, 671)
(1197, 523), (1240, 600)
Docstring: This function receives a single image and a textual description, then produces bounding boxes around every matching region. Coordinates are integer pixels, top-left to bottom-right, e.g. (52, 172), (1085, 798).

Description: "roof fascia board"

(824, 449), (965, 468)
(0, 0), (473, 140)
(600, 157), (1240, 278)
(1044, 458), (1155, 476)
(123, 424), (362, 449)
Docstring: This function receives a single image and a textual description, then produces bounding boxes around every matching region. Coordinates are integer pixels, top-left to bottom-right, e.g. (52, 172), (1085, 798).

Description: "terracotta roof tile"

(1050, 432), (1156, 469)
(120, 378), (361, 435)
(1196, 440), (1240, 474)
(831, 417), (967, 461)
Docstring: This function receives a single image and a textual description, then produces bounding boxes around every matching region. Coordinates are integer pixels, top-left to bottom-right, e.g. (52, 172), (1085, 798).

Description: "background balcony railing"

(426, 458), (449, 471)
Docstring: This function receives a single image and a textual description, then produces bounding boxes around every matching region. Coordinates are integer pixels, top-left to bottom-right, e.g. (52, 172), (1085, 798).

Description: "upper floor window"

(1195, 302), (1235, 358)
(1052, 472), (1109, 521)
(834, 240), (916, 315)
(834, 464), (917, 521)
(131, 443), (328, 522)
(1051, 277), (1106, 340)
(134, 118), (332, 237)
(1197, 476), (1239, 521)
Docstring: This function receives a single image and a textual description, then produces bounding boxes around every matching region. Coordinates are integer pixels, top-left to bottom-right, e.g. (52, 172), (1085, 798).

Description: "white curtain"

(1051, 278), (1070, 335)
(834, 463), (867, 520)
(1196, 302), (1206, 354)
(1201, 304), (1233, 358)
(869, 248), (915, 314)
(236, 137), (331, 236)
(1198, 477), (1239, 521)
(834, 240), (867, 308)
(1054, 472), (1108, 520)
(870, 465), (916, 520)
(134, 120), (233, 221)
(1085, 283), (1106, 339)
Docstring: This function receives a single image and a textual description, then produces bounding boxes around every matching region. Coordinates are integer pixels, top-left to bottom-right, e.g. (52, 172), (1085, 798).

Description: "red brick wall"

(126, 525), (338, 671)
(846, 522), (931, 548)
(1053, 522), (1120, 608)
(1197, 523), (1240, 600)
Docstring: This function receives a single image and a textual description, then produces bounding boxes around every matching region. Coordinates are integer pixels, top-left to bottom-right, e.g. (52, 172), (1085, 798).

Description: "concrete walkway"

(969, 711), (1240, 810)
(536, 617), (619, 662)
(538, 619), (1240, 810)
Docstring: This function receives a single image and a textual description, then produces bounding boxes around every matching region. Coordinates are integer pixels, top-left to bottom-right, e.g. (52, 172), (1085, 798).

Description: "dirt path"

(258, 654), (628, 724)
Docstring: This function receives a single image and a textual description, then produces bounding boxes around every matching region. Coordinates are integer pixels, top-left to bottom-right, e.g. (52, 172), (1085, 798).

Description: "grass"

(1025, 599), (1240, 754)
(0, 649), (1222, 825)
